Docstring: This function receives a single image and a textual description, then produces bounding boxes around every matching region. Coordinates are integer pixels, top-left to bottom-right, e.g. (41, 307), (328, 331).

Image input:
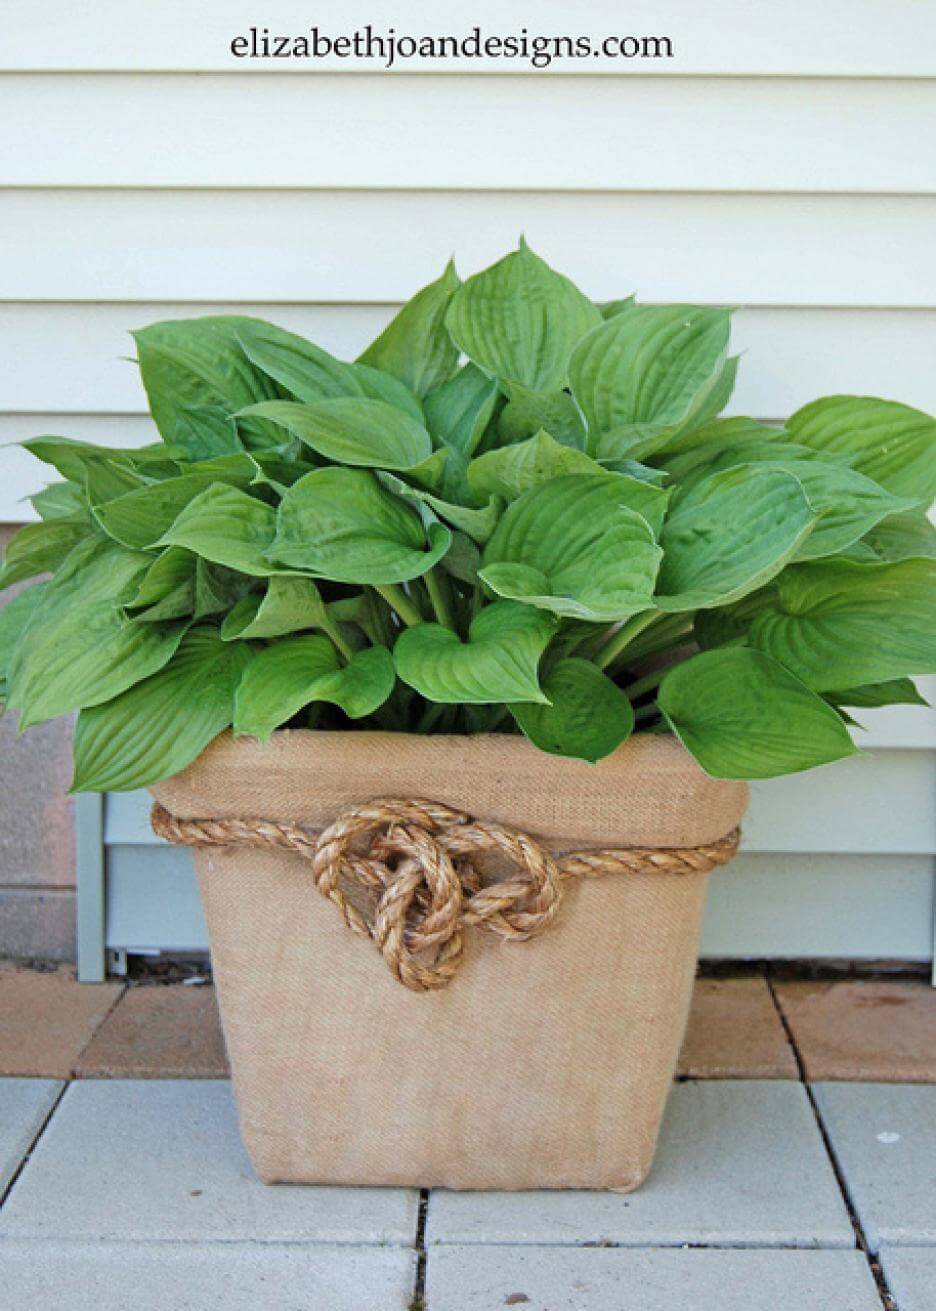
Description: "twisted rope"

(152, 798), (739, 993)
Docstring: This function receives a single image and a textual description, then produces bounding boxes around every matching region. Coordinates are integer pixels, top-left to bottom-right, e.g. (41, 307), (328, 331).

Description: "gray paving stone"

(880, 1246), (936, 1311)
(0, 1079), (418, 1244)
(0, 1240), (417, 1310)
(427, 1246), (882, 1310)
(0, 1079), (62, 1195)
(428, 1081), (852, 1248)
(814, 1082), (936, 1253)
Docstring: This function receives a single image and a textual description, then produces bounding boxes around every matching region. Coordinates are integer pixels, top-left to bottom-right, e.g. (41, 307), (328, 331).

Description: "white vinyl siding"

(2, 7), (934, 963)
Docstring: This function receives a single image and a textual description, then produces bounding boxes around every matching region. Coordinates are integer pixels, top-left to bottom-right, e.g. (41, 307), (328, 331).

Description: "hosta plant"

(2, 241), (935, 791)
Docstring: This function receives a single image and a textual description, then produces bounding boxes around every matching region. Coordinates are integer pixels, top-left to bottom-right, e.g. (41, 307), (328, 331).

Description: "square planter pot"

(150, 729), (746, 1191)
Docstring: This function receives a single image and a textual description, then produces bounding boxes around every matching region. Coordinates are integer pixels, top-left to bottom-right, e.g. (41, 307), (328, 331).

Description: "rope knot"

(151, 797), (740, 993)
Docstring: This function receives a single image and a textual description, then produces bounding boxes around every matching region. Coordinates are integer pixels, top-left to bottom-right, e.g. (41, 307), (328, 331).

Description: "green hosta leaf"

(272, 467), (452, 584)
(0, 586), (46, 675)
(569, 305), (732, 447)
(234, 638), (394, 741)
(158, 484), (286, 577)
(687, 451), (916, 562)
(376, 470), (503, 546)
(133, 316), (282, 449)
(659, 648), (858, 779)
(468, 430), (600, 502)
(7, 537), (185, 729)
(481, 474), (662, 621)
(236, 319), (425, 418)
(0, 517), (94, 589)
(748, 558), (936, 691)
(93, 473), (253, 550)
(654, 418), (788, 478)
(394, 600), (556, 704)
(71, 628), (253, 792)
(424, 364), (501, 458)
(787, 395), (936, 502)
(826, 678), (929, 710)
(655, 466), (815, 611)
(445, 240), (600, 392)
(20, 436), (166, 484)
(496, 386), (587, 449)
(125, 548), (197, 622)
(863, 512), (936, 561)
(510, 658), (634, 762)
(172, 405), (244, 461)
(221, 576), (327, 640)
(29, 481), (88, 521)
(192, 559), (254, 620)
(357, 261), (461, 397)
(599, 296), (637, 320)
(237, 398), (432, 471)
(439, 531), (482, 584)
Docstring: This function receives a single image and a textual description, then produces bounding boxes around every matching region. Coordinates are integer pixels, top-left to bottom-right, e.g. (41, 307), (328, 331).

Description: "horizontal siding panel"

(3, 74), (935, 192)
(105, 752), (936, 854)
(103, 845), (935, 960)
(702, 853), (935, 961)
(6, 2), (936, 76)
(3, 303), (935, 426)
(5, 191), (935, 309)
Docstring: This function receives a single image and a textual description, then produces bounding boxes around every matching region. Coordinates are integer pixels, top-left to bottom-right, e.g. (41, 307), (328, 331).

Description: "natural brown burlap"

(150, 730), (748, 1191)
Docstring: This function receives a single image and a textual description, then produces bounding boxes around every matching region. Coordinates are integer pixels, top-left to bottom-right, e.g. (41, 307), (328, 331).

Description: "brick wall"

(0, 524), (76, 961)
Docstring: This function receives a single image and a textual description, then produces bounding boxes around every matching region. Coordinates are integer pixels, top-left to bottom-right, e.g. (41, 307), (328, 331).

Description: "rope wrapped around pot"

(152, 797), (740, 993)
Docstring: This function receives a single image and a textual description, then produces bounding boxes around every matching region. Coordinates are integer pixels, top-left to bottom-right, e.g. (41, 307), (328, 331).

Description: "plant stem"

(623, 665), (668, 702)
(318, 614), (355, 663)
(593, 610), (661, 671)
(619, 614), (693, 666)
(424, 567), (456, 630)
(374, 584), (423, 628)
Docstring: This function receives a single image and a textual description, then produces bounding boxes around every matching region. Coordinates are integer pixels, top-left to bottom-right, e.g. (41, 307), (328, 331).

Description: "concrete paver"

(428, 1082), (853, 1248)
(0, 1079), (418, 1245)
(813, 1081), (936, 1252)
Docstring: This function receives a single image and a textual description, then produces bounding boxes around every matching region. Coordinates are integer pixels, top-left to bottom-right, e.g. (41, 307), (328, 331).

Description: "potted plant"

(2, 242), (934, 1191)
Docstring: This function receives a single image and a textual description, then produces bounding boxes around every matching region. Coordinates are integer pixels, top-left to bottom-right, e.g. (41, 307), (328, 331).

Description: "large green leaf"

(234, 638), (394, 741)
(655, 465), (816, 611)
(445, 240), (600, 392)
(0, 518), (93, 589)
(376, 470), (503, 545)
(236, 319), (421, 418)
(394, 600), (556, 704)
(71, 628), (253, 792)
(423, 363), (501, 457)
(481, 475), (662, 621)
(863, 512), (936, 561)
(748, 558), (936, 691)
(496, 386), (587, 449)
(172, 405), (245, 461)
(0, 586), (46, 675)
(467, 429), (603, 501)
(133, 316), (283, 449)
(272, 467), (452, 583)
(158, 484), (288, 577)
(29, 481), (88, 521)
(826, 678), (929, 710)
(654, 418), (788, 478)
(357, 262), (461, 397)
(125, 547), (197, 622)
(510, 658), (634, 762)
(236, 398), (432, 470)
(93, 473), (252, 550)
(569, 305), (732, 449)
(221, 576), (327, 640)
(20, 436), (171, 485)
(787, 395), (936, 502)
(659, 648), (859, 779)
(7, 537), (185, 729)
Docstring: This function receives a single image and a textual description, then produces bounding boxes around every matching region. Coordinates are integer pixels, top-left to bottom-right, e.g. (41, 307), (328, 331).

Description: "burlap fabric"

(150, 730), (748, 1191)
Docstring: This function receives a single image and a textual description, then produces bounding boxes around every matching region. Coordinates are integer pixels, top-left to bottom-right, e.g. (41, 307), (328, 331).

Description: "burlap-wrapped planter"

(150, 730), (747, 1192)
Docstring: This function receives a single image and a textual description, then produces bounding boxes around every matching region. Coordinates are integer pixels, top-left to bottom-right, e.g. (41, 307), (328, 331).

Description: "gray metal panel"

(74, 792), (106, 982)
(105, 845), (207, 953)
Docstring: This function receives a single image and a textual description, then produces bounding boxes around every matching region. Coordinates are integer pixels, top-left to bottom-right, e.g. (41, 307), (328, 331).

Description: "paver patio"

(2, 968), (936, 1306)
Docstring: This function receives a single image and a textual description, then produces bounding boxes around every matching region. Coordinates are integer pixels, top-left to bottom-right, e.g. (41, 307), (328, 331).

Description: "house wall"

(0, 1), (934, 963)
